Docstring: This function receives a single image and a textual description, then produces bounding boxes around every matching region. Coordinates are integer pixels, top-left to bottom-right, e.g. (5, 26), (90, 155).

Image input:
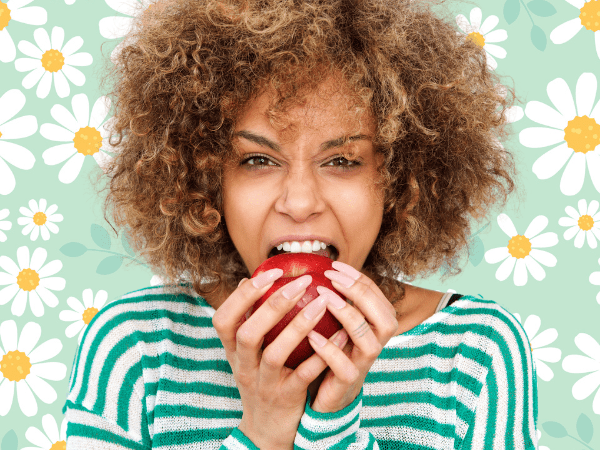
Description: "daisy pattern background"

(0, 88), (37, 196)
(484, 214), (559, 286)
(455, 6), (507, 70)
(21, 414), (67, 450)
(41, 93), (114, 184)
(18, 198), (63, 241)
(514, 313), (562, 382)
(14, 26), (92, 99)
(562, 333), (600, 414)
(0, 0), (599, 444)
(59, 288), (107, 343)
(519, 72), (600, 196)
(0, 0), (47, 63)
(558, 199), (600, 248)
(0, 320), (67, 417)
(0, 208), (11, 242)
(0, 246), (65, 317)
(550, 0), (600, 60)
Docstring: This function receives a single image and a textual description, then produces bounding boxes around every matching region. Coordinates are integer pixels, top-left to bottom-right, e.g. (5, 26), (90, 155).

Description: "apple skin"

(250, 253), (347, 369)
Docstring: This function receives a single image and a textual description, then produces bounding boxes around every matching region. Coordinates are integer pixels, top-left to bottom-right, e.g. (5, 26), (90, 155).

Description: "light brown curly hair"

(98, 0), (522, 306)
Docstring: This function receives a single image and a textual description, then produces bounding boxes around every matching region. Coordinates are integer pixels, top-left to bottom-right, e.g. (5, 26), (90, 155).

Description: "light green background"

(0, 0), (599, 448)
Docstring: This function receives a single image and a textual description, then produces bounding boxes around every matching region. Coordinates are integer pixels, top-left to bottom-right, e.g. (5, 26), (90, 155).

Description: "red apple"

(250, 253), (347, 369)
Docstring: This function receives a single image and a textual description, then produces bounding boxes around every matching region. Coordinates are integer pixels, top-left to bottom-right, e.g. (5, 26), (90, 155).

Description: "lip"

(267, 235), (339, 258)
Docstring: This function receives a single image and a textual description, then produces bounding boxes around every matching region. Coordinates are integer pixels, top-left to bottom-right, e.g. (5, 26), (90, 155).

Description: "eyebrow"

(233, 130), (370, 153)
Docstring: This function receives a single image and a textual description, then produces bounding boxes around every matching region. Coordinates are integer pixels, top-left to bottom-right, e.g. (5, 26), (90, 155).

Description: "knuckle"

(340, 366), (360, 384)
(356, 282), (371, 298)
(365, 342), (383, 360)
(267, 293), (288, 312)
(235, 326), (256, 349)
(261, 349), (281, 369)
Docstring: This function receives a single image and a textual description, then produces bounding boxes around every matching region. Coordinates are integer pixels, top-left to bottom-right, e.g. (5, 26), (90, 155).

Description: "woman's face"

(222, 77), (385, 276)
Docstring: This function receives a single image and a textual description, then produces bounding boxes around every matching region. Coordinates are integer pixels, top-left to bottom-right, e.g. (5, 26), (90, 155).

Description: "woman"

(63, 0), (538, 448)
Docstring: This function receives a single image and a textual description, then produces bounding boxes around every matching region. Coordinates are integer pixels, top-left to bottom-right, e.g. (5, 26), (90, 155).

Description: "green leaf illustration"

(468, 236), (484, 266)
(121, 230), (136, 257)
(1, 430), (17, 450)
(531, 25), (547, 51)
(96, 255), (123, 275)
(60, 242), (88, 257)
(542, 421), (568, 438)
(527, 0), (557, 17)
(504, 0), (520, 24)
(91, 224), (112, 250)
(576, 413), (593, 444)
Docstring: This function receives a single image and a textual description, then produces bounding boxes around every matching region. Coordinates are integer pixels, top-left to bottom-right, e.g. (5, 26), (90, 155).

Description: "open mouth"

(268, 245), (339, 261)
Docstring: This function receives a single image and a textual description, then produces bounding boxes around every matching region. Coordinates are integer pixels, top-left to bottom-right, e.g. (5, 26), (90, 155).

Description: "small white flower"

(0, 0), (47, 63)
(15, 26), (92, 99)
(0, 88), (37, 196)
(0, 208), (12, 242)
(99, 0), (157, 63)
(59, 289), (108, 344)
(455, 7), (507, 71)
(484, 214), (558, 286)
(550, 0), (600, 61)
(150, 274), (164, 286)
(21, 413), (67, 450)
(589, 257), (600, 304)
(0, 320), (67, 417)
(562, 333), (600, 414)
(519, 72), (600, 196)
(41, 93), (114, 184)
(514, 313), (562, 381)
(558, 199), (600, 248)
(0, 246), (66, 317)
(17, 199), (63, 241)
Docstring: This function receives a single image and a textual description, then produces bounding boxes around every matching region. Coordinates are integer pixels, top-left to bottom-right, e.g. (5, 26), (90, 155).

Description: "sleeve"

(460, 310), (539, 450)
(62, 304), (152, 449)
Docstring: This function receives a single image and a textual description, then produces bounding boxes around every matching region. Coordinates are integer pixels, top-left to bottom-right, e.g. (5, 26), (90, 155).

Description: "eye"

(240, 154), (362, 171)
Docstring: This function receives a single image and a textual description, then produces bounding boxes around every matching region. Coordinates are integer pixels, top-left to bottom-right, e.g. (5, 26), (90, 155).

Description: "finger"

(235, 275), (312, 371)
(212, 268), (284, 355)
(260, 292), (330, 386)
(306, 329), (359, 385)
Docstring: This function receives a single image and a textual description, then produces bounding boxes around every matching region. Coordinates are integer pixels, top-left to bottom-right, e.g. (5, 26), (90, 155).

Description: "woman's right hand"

(211, 268), (347, 450)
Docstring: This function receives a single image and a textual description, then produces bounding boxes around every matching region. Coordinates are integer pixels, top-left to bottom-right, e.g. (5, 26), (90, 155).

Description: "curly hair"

(99, 0), (522, 306)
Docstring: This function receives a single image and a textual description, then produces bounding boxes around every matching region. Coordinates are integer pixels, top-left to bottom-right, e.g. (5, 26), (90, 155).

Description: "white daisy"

(455, 7), (507, 71)
(41, 93), (114, 184)
(14, 26), (93, 99)
(550, 0), (600, 61)
(513, 313), (562, 381)
(519, 72), (600, 196)
(0, 246), (66, 317)
(21, 413), (67, 450)
(0, 88), (37, 196)
(484, 214), (558, 286)
(0, 0), (47, 63)
(589, 257), (600, 304)
(17, 199), (63, 241)
(0, 208), (11, 242)
(562, 333), (600, 414)
(558, 199), (600, 248)
(65, 0), (75, 4)
(0, 320), (67, 417)
(59, 289), (108, 344)
(99, 0), (156, 63)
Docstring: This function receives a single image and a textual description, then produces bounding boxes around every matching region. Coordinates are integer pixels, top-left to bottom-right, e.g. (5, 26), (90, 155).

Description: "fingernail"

(307, 330), (327, 347)
(324, 270), (355, 289)
(331, 261), (362, 281)
(238, 278), (247, 287)
(332, 329), (348, 347)
(303, 293), (329, 320)
(316, 286), (346, 309)
(282, 275), (312, 299)
(252, 268), (284, 289)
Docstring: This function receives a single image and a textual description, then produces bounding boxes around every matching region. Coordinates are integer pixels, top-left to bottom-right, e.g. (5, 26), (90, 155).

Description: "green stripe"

(117, 367), (143, 432)
(152, 427), (241, 447)
(298, 410), (359, 440)
(66, 422), (150, 449)
(157, 378), (241, 397)
(154, 404), (243, 419)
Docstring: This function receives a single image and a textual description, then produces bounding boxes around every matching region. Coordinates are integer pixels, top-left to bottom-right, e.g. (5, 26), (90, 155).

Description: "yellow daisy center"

(578, 214), (594, 231)
(50, 441), (67, 450)
(0, 1), (11, 31)
(82, 307), (99, 325)
(73, 126), (103, 156)
(507, 234), (531, 259)
(17, 268), (40, 291)
(467, 31), (485, 47)
(564, 115), (600, 154)
(0, 130), (2, 138)
(580, 0), (600, 32)
(41, 49), (65, 73)
(0, 350), (31, 382)
(33, 211), (47, 226)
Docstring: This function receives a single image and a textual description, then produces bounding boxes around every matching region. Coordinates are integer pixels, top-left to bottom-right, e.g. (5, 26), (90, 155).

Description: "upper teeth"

(276, 240), (329, 253)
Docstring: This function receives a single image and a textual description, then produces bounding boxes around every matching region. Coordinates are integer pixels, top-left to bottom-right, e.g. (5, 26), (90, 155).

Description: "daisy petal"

(38, 277), (65, 291)
(0, 89), (26, 125)
(16, 379), (37, 416)
(14, 56), (41, 72)
(17, 245), (30, 269)
(33, 27), (51, 52)
(53, 70), (70, 98)
(497, 213), (518, 237)
(60, 309), (82, 322)
(0, 256), (20, 276)
(18, 321), (41, 355)
(529, 231), (558, 248)
(28, 338), (61, 364)
(483, 29), (506, 43)
(524, 255), (545, 281)
(484, 246), (510, 264)
(29, 290), (44, 317)
(572, 371), (600, 400)
(50, 26), (64, 52)
(24, 374), (56, 404)
(547, 77), (576, 120)
(29, 247), (47, 271)
(40, 123), (74, 142)
(484, 43), (506, 59)
(64, 52), (92, 67)
(30, 362), (66, 381)
(576, 73), (596, 117)
(533, 359), (554, 382)
(36, 71), (52, 99)
(520, 127), (566, 148)
(45, 204), (58, 216)
(470, 7), (482, 31)
(42, 413), (60, 443)
(21, 66), (45, 89)
(50, 104), (79, 134)
(37, 260), (62, 278)
(60, 36), (83, 58)
(529, 249), (557, 267)
(82, 288), (93, 308)
(71, 94), (89, 127)
(496, 256), (516, 281)
(0, 140), (36, 168)
(58, 153), (85, 184)
(94, 290), (108, 309)
(586, 230), (597, 249)
(523, 314), (541, 337)
(105, 0), (143, 16)
(563, 225), (580, 241)
(66, 296), (84, 313)
(534, 347), (561, 364)
(574, 229), (585, 248)
(26, 422), (52, 448)
(561, 152), (586, 196)
(99, 16), (135, 39)
(65, 320), (84, 338)
(564, 354), (600, 373)
(40, 225), (50, 241)
(565, 205), (580, 220)
(531, 328), (558, 349)
(42, 143), (76, 166)
(61, 65), (85, 86)
(524, 215), (548, 239)
(89, 96), (111, 129)
(36, 285), (59, 307)
(550, 17), (583, 44)
(513, 258), (528, 286)
(0, 320), (18, 352)
(11, 289), (28, 317)
(17, 41), (43, 59)
(576, 333), (600, 361)
(11, 6), (47, 26)
(524, 101), (567, 130)
(586, 151), (600, 194)
(588, 200), (599, 217)
(0, 379), (15, 416)
(30, 224), (40, 241)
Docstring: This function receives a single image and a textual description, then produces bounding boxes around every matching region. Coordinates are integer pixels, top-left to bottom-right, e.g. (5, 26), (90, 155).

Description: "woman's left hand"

(307, 260), (399, 413)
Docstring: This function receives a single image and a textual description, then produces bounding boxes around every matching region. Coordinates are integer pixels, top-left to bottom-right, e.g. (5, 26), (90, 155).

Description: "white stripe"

(470, 378), (489, 449)
(65, 436), (135, 450)
(301, 394), (362, 431)
(100, 346), (141, 421)
(143, 366), (234, 394)
(65, 407), (142, 443)
(221, 434), (252, 450)
(153, 440), (223, 450)
(128, 376), (144, 440)
(360, 426), (454, 449)
(156, 390), (242, 412)
(152, 415), (242, 435)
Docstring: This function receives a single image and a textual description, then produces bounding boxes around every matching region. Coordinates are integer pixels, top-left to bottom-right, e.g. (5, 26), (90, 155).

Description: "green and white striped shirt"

(62, 284), (539, 449)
